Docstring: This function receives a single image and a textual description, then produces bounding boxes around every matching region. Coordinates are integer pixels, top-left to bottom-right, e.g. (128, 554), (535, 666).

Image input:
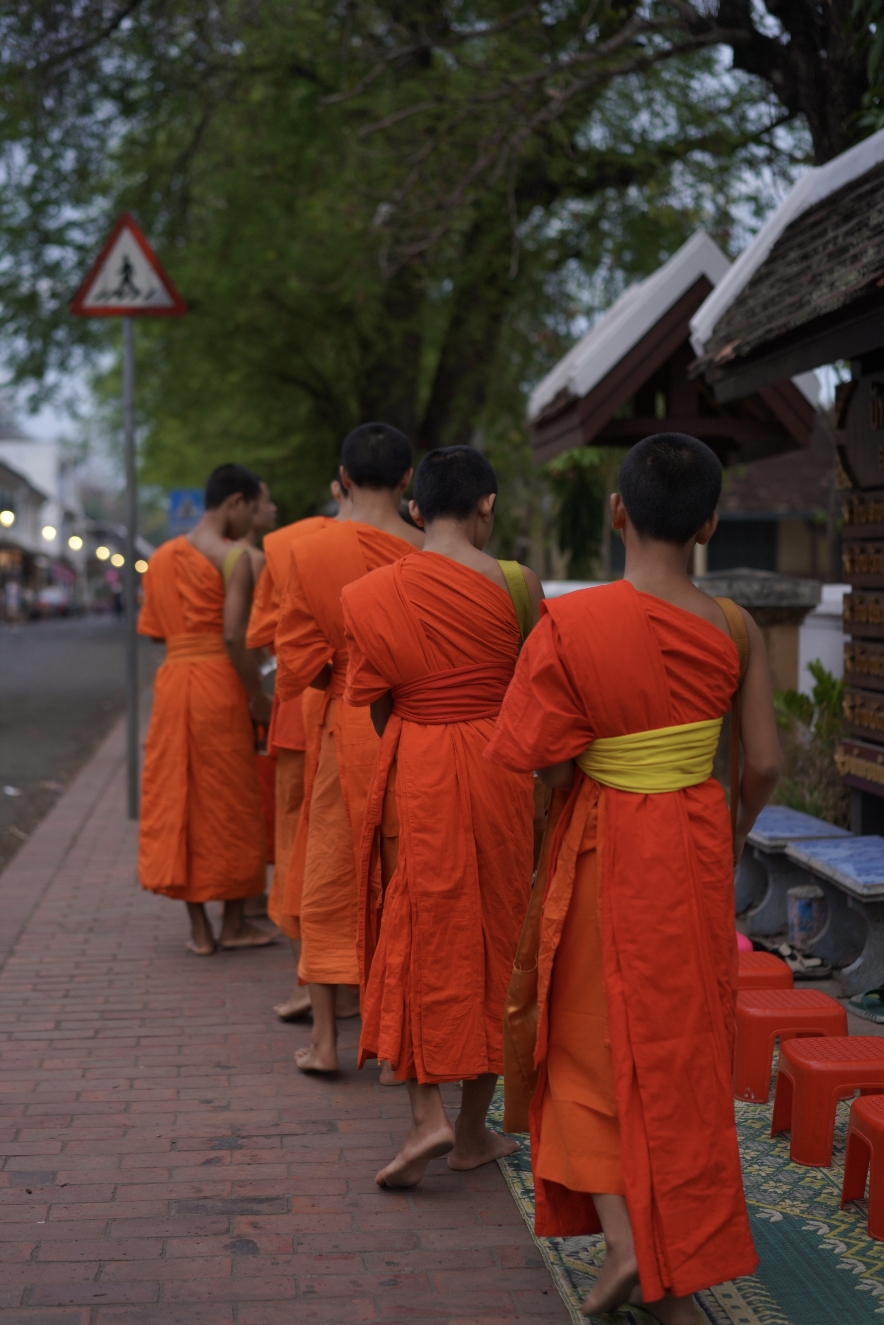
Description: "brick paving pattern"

(0, 718), (567, 1323)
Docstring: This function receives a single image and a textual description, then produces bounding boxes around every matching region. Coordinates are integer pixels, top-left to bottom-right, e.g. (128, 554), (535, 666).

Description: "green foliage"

(772, 662), (849, 827)
(544, 447), (616, 578)
(0, 3), (810, 530)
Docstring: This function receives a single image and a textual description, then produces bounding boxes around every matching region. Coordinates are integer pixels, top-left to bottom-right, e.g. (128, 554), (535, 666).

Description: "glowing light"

(111, 553), (125, 568)
(135, 559), (148, 574)
(0, 510), (14, 528)
(68, 535), (83, 551)
(41, 525), (57, 541)
(95, 546), (110, 561)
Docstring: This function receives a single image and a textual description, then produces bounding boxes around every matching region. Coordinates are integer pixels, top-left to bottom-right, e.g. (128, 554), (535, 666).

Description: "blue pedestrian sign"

(168, 488), (204, 537)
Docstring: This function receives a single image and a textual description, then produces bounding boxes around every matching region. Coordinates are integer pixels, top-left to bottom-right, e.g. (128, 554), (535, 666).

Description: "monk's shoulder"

(149, 537), (184, 577)
(342, 557), (400, 611)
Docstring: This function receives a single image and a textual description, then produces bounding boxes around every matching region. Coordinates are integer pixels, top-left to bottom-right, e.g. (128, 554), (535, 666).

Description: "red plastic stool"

(841, 1095), (884, 1238)
(738, 951), (794, 991)
(772, 1036), (884, 1166)
(733, 989), (846, 1103)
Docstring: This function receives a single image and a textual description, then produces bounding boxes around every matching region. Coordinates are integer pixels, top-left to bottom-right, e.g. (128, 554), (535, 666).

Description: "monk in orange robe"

(275, 423), (423, 1072)
(245, 480), (354, 1018)
(485, 434), (783, 1324)
(341, 445), (541, 1186)
(138, 463), (276, 955)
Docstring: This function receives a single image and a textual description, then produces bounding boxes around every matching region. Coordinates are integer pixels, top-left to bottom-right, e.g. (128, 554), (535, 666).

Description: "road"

(0, 613), (160, 874)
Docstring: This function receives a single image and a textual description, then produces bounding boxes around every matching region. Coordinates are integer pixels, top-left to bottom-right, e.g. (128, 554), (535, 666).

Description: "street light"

(68, 535), (83, 551)
(95, 546), (110, 561)
(135, 559), (148, 574)
(41, 525), (57, 541)
(0, 510), (14, 528)
(111, 553), (125, 568)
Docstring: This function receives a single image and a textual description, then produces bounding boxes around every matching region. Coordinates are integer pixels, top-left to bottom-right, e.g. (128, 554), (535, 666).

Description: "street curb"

(0, 711), (127, 971)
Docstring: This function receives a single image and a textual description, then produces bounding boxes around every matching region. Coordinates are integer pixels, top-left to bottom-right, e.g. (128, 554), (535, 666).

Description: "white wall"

(798, 584), (848, 695)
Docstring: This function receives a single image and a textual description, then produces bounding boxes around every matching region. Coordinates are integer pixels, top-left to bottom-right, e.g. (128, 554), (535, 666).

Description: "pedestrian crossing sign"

(71, 213), (187, 317)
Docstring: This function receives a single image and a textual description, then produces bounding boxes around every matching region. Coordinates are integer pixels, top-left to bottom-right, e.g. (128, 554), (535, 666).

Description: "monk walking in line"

(486, 434), (782, 1324)
(138, 463), (276, 955)
(275, 424), (422, 1071)
(342, 446), (541, 1187)
(245, 479), (352, 1019)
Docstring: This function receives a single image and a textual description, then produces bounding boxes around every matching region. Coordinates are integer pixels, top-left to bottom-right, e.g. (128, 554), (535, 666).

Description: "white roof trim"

(691, 126), (884, 355)
(528, 230), (730, 423)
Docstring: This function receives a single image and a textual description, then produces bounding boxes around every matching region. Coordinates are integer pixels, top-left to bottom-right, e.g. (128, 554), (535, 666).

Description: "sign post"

(72, 214), (187, 820)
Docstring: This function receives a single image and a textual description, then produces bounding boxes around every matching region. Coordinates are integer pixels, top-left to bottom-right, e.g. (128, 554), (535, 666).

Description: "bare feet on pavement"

(579, 1245), (639, 1317)
(447, 1127), (519, 1170)
(219, 920), (276, 949)
(186, 937), (216, 956)
(294, 1041), (338, 1073)
(376, 1121), (455, 1187)
(274, 988), (312, 1021)
(185, 902), (216, 955)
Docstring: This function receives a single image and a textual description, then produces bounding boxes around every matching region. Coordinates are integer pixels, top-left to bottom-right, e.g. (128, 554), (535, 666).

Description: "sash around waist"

(392, 661), (514, 724)
(576, 717), (723, 793)
(165, 633), (228, 664)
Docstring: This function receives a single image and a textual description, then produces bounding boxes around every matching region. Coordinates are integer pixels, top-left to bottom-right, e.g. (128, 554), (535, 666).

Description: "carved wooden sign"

(839, 375), (884, 489)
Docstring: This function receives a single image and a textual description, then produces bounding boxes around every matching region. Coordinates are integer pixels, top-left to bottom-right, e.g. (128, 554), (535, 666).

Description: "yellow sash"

(576, 716), (723, 793)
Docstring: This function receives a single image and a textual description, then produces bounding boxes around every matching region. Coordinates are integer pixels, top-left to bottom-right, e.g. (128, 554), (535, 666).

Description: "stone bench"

(785, 836), (884, 996)
(738, 805), (850, 936)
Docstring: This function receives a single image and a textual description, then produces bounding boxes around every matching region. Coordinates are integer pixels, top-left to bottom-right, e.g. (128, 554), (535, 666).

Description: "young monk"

(245, 477), (353, 1020)
(275, 424), (423, 1072)
(235, 480), (278, 580)
(341, 446), (542, 1187)
(485, 434), (783, 1324)
(138, 463), (275, 955)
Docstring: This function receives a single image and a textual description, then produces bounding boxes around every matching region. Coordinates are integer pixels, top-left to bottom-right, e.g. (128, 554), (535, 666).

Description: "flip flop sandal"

(848, 988), (884, 1023)
(775, 942), (832, 980)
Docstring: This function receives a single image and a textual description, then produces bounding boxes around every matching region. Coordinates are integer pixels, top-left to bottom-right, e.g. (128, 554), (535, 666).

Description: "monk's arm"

(520, 565), (545, 628)
(536, 758), (575, 790)
(224, 552), (272, 725)
(734, 609), (783, 859)
(369, 692), (394, 738)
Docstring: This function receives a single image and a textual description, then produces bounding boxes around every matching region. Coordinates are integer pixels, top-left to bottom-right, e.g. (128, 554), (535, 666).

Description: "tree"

(0, 3), (866, 538)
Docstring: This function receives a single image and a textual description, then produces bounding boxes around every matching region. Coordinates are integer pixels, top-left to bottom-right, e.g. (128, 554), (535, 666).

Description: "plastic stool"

(734, 988), (846, 1102)
(738, 950), (794, 991)
(841, 1095), (884, 1238)
(772, 1036), (884, 1166)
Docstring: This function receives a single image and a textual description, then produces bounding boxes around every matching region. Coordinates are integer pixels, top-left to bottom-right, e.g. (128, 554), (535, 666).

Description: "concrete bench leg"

(840, 898), (884, 997)
(746, 854), (810, 936)
(805, 879), (866, 968)
(735, 848), (767, 914)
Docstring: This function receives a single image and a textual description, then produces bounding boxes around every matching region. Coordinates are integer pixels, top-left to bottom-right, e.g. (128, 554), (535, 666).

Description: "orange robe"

(342, 553), (535, 1083)
(137, 537), (265, 902)
(247, 516), (333, 937)
(485, 581), (757, 1302)
(275, 521), (414, 985)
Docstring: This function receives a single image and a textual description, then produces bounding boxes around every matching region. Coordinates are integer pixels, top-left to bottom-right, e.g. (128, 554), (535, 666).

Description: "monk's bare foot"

(186, 937), (216, 956)
(579, 1245), (639, 1317)
(447, 1127), (519, 1171)
(294, 1041), (338, 1073)
(335, 986), (361, 1018)
(637, 1293), (702, 1325)
(376, 1122), (455, 1188)
(379, 1060), (404, 1087)
(243, 894), (268, 917)
(219, 921), (276, 950)
(274, 989), (312, 1021)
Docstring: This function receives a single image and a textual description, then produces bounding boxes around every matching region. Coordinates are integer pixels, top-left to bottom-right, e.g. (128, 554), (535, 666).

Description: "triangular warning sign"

(71, 213), (187, 318)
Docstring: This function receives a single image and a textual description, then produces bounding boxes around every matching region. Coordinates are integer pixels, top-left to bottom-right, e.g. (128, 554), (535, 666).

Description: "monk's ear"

(408, 500), (425, 529)
(478, 493), (496, 519)
(695, 511), (719, 546)
(400, 467), (414, 493)
(610, 493), (627, 530)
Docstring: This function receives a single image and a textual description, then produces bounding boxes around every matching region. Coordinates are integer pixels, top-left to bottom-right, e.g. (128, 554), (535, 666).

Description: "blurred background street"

(0, 614), (158, 873)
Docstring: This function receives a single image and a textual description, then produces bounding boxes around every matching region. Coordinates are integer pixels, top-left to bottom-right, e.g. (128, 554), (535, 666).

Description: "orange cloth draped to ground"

(275, 521), (414, 984)
(137, 537), (265, 902)
(342, 553), (535, 1084)
(247, 516), (332, 937)
(485, 580), (758, 1303)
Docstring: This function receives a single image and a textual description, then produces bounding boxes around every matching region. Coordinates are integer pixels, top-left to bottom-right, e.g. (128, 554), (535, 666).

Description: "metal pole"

(122, 316), (139, 820)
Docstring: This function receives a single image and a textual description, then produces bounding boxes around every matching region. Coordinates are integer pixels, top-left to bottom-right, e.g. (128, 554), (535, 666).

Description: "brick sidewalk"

(0, 716), (567, 1324)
